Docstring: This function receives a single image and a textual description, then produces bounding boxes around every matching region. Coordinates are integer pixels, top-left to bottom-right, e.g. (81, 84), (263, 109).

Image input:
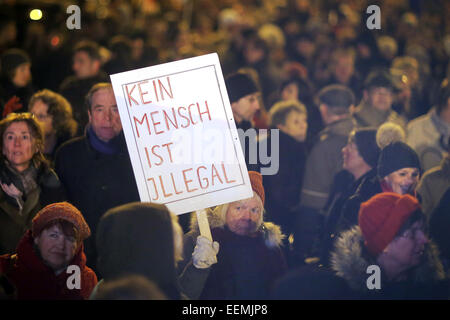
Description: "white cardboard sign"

(110, 53), (253, 215)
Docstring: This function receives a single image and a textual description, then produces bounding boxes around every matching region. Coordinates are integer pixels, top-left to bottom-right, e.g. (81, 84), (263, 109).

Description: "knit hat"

(353, 128), (380, 168)
(32, 202), (91, 240)
(364, 70), (397, 92)
(316, 84), (355, 109)
(359, 193), (420, 256)
(249, 171), (265, 205)
(0, 48), (30, 79)
(377, 141), (421, 178)
(225, 72), (259, 103)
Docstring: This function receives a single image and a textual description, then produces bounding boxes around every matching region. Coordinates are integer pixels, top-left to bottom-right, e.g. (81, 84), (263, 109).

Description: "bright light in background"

(29, 9), (43, 21)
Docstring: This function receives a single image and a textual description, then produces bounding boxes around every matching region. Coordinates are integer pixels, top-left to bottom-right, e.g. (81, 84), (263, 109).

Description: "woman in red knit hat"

(330, 192), (449, 299)
(178, 171), (287, 300)
(0, 202), (97, 300)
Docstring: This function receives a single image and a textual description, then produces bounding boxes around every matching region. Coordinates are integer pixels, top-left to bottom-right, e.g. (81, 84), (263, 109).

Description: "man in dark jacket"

(59, 41), (109, 134)
(54, 83), (140, 274)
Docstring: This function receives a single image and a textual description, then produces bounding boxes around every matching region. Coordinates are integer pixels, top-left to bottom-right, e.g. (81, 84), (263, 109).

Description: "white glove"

(192, 235), (219, 269)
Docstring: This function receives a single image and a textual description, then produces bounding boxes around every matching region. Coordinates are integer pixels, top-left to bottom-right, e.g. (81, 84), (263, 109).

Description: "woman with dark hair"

(0, 113), (66, 254)
(28, 89), (78, 161)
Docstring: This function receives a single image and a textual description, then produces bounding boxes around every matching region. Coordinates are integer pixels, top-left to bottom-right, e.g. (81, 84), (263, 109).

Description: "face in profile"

(225, 193), (263, 236)
(342, 140), (365, 173)
(2, 121), (36, 172)
(34, 223), (79, 272)
(232, 93), (261, 123)
(384, 220), (428, 272)
(384, 167), (420, 195)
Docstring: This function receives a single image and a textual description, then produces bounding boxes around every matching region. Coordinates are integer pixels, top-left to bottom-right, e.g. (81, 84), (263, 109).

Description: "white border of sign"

(110, 53), (252, 214)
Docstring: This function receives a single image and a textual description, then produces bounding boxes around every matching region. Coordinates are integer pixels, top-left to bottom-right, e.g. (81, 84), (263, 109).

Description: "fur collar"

(330, 226), (446, 293)
(188, 208), (285, 248)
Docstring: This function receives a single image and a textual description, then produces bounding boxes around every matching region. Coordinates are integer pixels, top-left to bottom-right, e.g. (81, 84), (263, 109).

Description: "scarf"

(0, 160), (39, 210)
(86, 124), (120, 155)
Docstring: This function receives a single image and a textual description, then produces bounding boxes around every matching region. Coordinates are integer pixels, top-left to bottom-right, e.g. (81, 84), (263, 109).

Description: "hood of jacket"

(330, 226), (446, 293)
(188, 207), (285, 248)
(1, 230), (96, 299)
(96, 202), (181, 300)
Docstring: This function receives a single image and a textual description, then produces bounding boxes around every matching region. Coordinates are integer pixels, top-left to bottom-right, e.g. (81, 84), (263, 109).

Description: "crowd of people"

(0, 0), (450, 300)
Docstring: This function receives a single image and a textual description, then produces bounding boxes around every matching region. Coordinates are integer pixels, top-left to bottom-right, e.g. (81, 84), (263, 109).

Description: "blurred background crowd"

(1, 0), (450, 300)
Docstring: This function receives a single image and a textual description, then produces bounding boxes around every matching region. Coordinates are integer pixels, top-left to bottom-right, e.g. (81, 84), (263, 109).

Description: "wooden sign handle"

(196, 209), (212, 241)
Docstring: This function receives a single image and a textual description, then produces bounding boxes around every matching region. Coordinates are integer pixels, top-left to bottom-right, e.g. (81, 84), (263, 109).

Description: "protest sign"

(110, 53), (253, 215)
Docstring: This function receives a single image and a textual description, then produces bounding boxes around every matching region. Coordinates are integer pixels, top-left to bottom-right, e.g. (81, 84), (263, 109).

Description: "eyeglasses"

(400, 226), (426, 241)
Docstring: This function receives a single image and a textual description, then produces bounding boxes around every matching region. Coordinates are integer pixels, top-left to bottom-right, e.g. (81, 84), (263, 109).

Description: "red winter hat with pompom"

(358, 193), (420, 256)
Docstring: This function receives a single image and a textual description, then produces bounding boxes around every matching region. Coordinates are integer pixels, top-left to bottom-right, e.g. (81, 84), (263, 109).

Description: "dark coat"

(337, 174), (383, 232)
(429, 187), (450, 268)
(54, 132), (140, 271)
(271, 264), (355, 300)
(59, 72), (109, 134)
(321, 169), (378, 265)
(179, 209), (287, 300)
(0, 230), (97, 300)
(0, 163), (66, 254)
(259, 130), (308, 235)
(199, 226), (287, 300)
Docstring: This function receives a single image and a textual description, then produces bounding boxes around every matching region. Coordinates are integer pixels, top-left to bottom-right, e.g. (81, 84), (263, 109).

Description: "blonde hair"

(269, 100), (307, 127)
(216, 191), (264, 227)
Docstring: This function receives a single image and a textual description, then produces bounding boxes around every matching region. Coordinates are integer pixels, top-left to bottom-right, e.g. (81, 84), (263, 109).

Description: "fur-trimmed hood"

(330, 226), (446, 294)
(188, 208), (285, 248)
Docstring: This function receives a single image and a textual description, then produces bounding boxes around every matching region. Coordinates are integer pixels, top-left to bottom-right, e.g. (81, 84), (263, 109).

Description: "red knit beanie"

(358, 193), (420, 256)
(249, 171), (265, 206)
(32, 202), (91, 240)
